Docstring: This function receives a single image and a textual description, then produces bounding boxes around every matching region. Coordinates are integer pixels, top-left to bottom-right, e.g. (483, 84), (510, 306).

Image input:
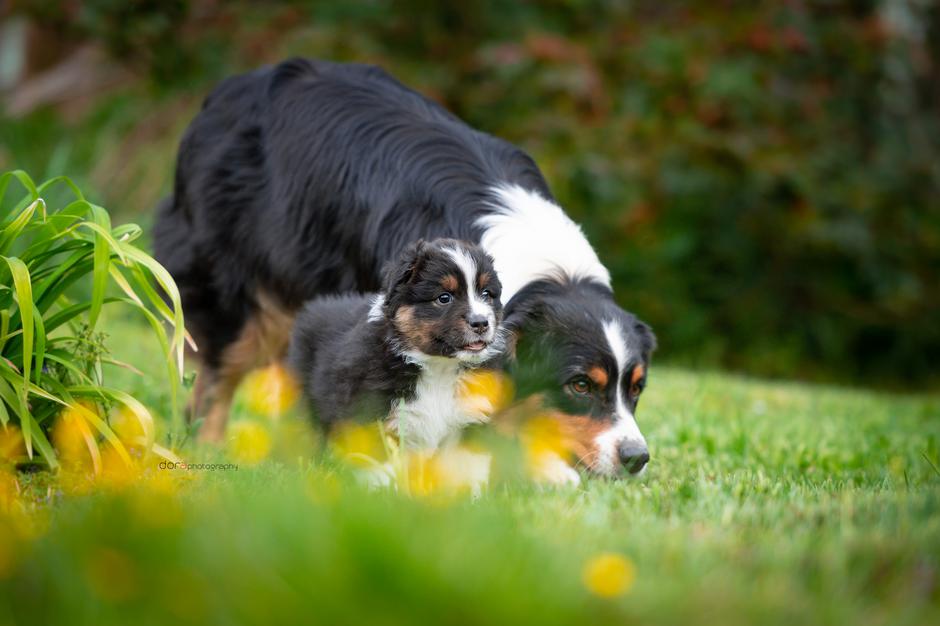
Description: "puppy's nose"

(617, 443), (649, 474)
(467, 314), (489, 332)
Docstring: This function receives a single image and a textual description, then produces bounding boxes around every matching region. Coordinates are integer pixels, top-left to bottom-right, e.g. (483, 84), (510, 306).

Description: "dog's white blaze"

(395, 353), (489, 450)
(594, 319), (647, 475)
(443, 245), (495, 336)
(477, 184), (611, 303)
(367, 293), (386, 323)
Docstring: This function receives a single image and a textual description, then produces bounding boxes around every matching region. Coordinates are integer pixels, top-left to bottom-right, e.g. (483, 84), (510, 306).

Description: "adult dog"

(154, 58), (655, 477)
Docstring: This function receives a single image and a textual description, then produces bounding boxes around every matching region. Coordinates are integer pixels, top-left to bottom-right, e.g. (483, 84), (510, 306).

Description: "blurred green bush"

(5, 0), (939, 388)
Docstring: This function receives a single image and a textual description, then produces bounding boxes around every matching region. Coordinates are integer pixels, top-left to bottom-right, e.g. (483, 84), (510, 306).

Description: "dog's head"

(378, 239), (504, 364)
(504, 279), (656, 477)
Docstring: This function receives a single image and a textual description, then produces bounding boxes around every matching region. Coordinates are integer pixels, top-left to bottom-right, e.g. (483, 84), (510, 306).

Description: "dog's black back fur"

(154, 58), (546, 367)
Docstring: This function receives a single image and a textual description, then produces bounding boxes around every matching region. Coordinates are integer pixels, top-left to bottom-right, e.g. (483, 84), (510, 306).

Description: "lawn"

(1, 315), (938, 626)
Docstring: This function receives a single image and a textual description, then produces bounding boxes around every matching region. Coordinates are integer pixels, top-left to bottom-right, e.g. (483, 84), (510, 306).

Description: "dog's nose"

(618, 443), (649, 474)
(467, 314), (489, 332)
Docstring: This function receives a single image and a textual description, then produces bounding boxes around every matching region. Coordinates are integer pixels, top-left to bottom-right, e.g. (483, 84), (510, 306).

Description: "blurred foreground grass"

(0, 314), (938, 625)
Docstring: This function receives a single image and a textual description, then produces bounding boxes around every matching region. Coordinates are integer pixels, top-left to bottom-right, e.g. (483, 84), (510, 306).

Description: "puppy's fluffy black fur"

(288, 239), (503, 430)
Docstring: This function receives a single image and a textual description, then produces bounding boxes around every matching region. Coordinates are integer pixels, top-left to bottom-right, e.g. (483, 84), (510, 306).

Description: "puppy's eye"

(436, 293), (453, 305)
(480, 289), (493, 300)
(567, 377), (592, 396)
(630, 381), (645, 397)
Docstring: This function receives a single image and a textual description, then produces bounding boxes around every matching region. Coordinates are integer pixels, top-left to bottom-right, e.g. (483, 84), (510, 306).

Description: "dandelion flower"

(582, 552), (636, 598)
(0, 469), (17, 512)
(242, 363), (300, 419)
(227, 421), (272, 464)
(330, 422), (386, 467)
(458, 370), (514, 415)
(51, 402), (101, 471)
(0, 425), (26, 464)
(109, 406), (147, 449)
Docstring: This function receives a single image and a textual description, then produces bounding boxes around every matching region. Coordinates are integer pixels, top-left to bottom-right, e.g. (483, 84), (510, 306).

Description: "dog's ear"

(382, 239), (429, 295)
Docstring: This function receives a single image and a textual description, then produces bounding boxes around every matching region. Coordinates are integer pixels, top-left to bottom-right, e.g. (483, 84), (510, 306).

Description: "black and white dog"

(288, 238), (503, 451)
(154, 57), (655, 477)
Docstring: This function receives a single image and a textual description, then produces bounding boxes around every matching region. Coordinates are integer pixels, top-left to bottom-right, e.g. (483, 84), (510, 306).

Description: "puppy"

(288, 239), (504, 451)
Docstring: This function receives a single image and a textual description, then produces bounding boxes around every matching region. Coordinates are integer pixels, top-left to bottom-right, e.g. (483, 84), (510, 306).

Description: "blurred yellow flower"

(522, 415), (568, 457)
(242, 363), (300, 419)
(227, 421), (272, 464)
(403, 452), (443, 497)
(458, 370), (514, 415)
(330, 422), (387, 466)
(0, 469), (17, 512)
(109, 406), (147, 449)
(97, 443), (141, 490)
(0, 425), (27, 464)
(582, 552), (636, 598)
(51, 401), (100, 471)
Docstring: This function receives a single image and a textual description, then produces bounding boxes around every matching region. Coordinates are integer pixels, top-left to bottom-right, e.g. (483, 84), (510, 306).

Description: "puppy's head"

(380, 239), (503, 364)
(504, 279), (656, 477)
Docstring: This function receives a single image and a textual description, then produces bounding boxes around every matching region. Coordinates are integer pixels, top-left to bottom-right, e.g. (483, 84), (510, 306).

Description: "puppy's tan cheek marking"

(587, 366), (608, 389)
(631, 364), (645, 386)
(394, 306), (439, 352)
(546, 411), (612, 471)
(441, 275), (458, 292)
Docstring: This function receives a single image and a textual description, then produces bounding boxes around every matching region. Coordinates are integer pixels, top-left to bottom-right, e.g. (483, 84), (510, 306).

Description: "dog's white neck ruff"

(476, 184), (611, 303)
(392, 352), (488, 451)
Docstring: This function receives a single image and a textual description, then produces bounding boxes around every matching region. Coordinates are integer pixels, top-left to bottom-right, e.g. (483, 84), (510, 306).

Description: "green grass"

(1, 317), (938, 625)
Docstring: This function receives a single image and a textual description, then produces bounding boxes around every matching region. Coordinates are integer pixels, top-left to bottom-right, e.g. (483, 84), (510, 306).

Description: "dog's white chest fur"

(391, 356), (484, 450)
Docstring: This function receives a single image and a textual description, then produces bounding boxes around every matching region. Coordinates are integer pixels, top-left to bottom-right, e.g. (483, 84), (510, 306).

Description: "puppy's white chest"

(392, 358), (483, 450)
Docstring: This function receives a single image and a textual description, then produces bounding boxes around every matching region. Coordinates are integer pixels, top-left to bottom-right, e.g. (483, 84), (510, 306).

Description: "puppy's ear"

(382, 239), (429, 295)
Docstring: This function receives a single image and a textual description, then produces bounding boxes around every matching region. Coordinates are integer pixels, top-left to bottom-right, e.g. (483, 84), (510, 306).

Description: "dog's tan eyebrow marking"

(587, 366), (608, 388)
(441, 274), (459, 292)
(631, 364), (645, 385)
(478, 271), (492, 288)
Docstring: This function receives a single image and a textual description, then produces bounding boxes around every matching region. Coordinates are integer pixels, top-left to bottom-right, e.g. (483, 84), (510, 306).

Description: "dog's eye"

(480, 289), (493, 300)
(630, 381), (645, 397)
(436, 293), (453, 305)
(567, 377), (592, 395)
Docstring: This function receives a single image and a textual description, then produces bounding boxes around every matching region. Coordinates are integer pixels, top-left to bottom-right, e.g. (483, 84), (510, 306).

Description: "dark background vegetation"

(1, 0), (938, 390)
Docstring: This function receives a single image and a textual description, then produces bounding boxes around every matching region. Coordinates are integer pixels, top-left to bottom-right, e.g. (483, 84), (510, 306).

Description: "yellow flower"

(582, 552), (636, 598)
(108, 406), (147, 449)
(458, 370), (514, 415)
(403, 452), (444, 497)
(0, 425), (27, 464)
(521, 415), (568, 457)
(0, 469), (17, 512)
(97, 443), (141, 490)
(330, 422), (387, 467)
(51, 402), (100, 471)
(227, 421), (272, 464)
(242, 363), (300, 419)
